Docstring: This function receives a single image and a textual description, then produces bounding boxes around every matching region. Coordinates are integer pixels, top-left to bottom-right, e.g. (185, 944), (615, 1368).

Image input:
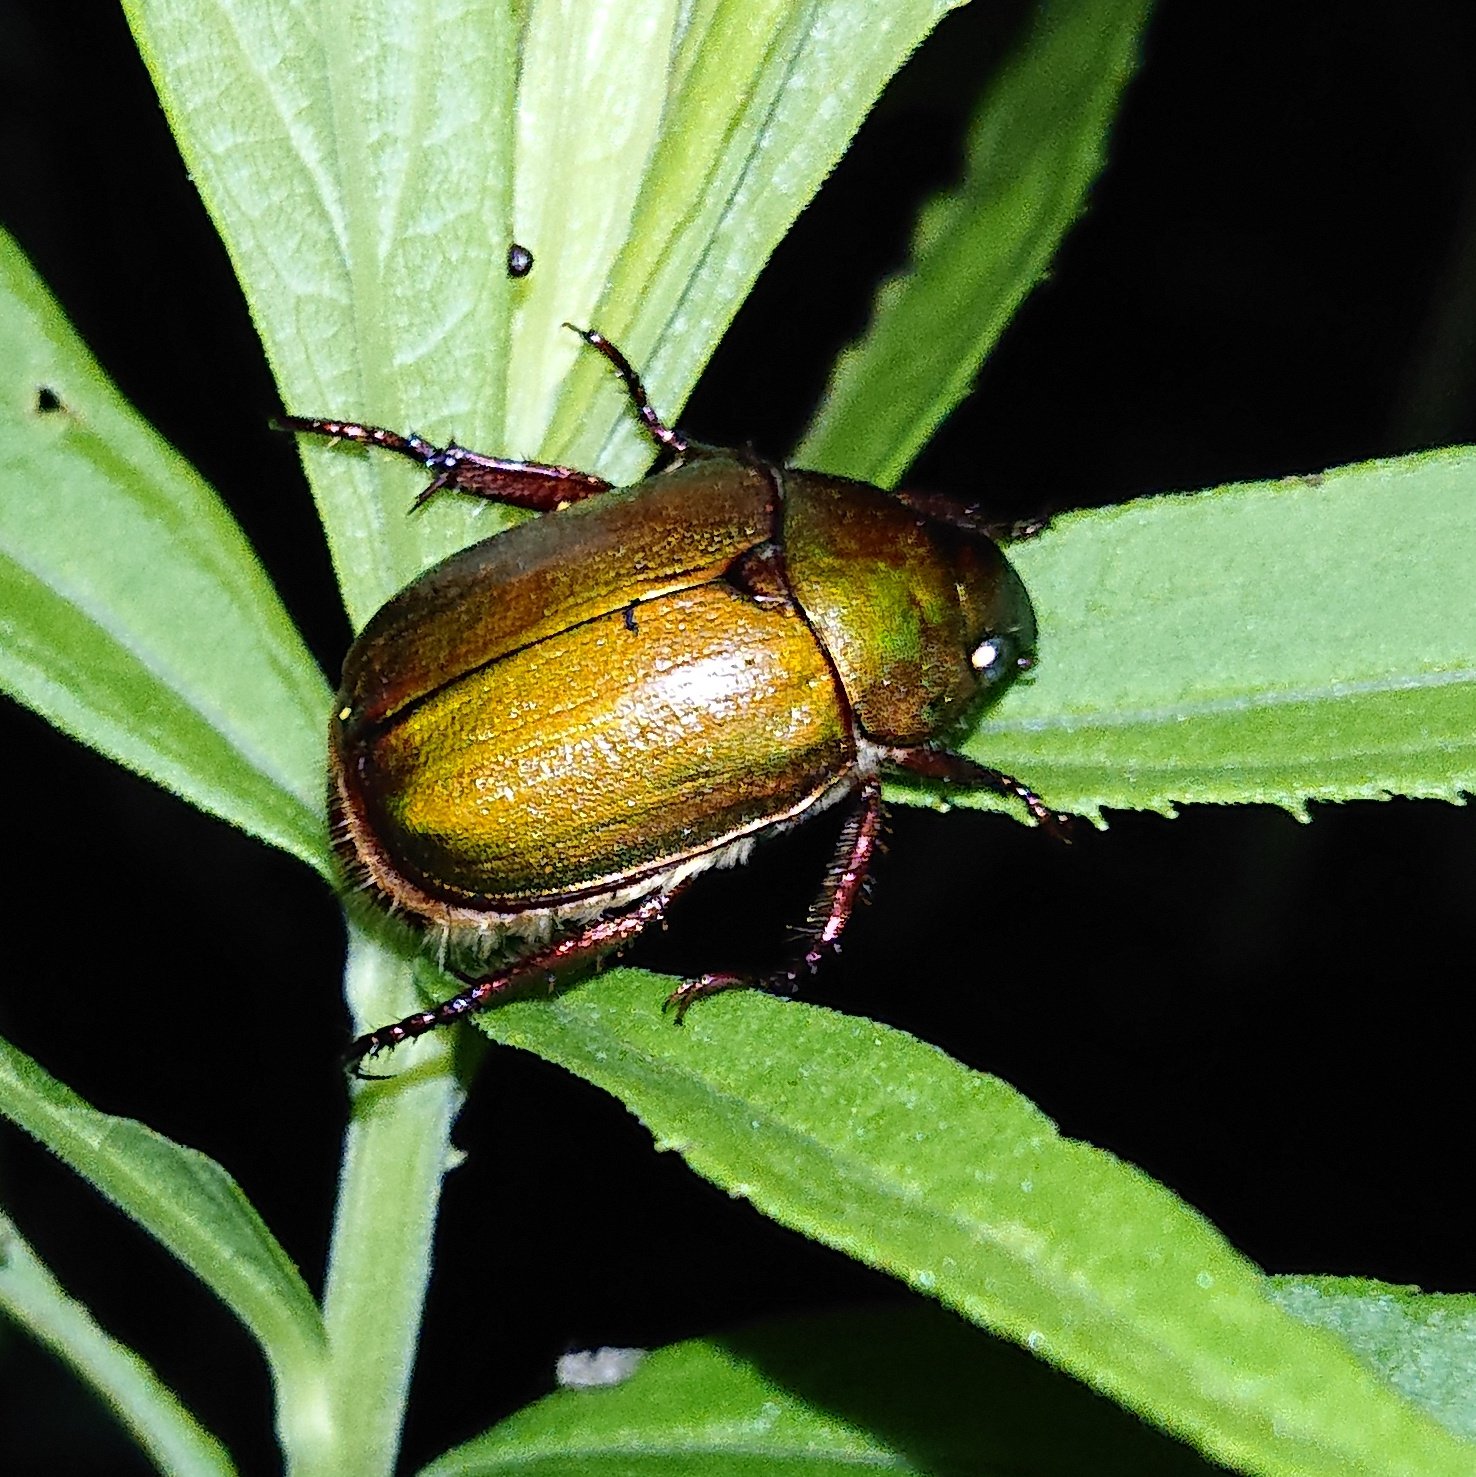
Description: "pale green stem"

(316, 921), (465, 1477)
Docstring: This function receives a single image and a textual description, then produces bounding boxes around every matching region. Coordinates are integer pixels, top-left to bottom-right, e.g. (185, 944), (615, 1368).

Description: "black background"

(3, 2), (1475, 1472)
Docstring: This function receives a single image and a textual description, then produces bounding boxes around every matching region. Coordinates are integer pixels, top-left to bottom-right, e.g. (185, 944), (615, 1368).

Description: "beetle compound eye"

(970, 629), (1034, 686)
(971, 635), (1023, 685)
(970, 638), (1001, 675)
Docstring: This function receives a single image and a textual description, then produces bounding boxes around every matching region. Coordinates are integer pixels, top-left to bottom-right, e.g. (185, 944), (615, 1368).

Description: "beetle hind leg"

(664, 777), (884, 1022)
(281, 325), (692, 511)
(275, 413), (613, 512)
(345, 888), (684, 1077)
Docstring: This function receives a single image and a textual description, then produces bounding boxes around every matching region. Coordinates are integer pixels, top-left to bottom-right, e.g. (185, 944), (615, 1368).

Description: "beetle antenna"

(564, 324), (688, 457)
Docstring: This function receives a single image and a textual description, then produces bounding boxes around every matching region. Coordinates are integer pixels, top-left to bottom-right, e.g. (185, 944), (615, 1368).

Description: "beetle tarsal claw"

(1033, 806), (1077, 842)
(411, 475), (453, 511)
(662, 975), (727, 1022)
(342, 1042), (394, 1081)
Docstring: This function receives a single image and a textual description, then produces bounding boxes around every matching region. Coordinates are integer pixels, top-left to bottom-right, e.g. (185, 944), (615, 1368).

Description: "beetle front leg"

(664, 777), (884, 1020)
(890, 489), (1050, 545)
(276, 414), (613, 513)
(346, 888), (684, 1077)
(563, 325), (689, 457)
(883, 744), (1073, 839)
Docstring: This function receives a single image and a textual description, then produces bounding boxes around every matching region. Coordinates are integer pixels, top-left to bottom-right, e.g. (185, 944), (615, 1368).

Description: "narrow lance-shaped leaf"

(0, 1212), (236, 1477)
(552, 0), (981, 484)
(0, 230), (331, 874)
(424, 1305), (1220, 1476)
(922, 448), (1476, 821)
(797, 0), (1154, 485)
(0, 1035), (332, 1465)
(122, 0), (521, 623)
(505, 0), (682, 453)
(1270, 1278), (1476, 1444)
(453, 972), (1476, 1477)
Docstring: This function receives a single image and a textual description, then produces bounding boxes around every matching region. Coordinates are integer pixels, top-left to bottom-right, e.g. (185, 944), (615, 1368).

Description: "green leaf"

(122, 0), (974, 621)
(1272, 1278), (1476, 1443)
(542, 0), (977, 483)
(122, 0), (522, 625)
(504, 0), (685, 457)
(0, 1212), (235, 1477)
(0, 230), (332, 875)
(0, 1034), (333, 1467)
(419, 971), (1476, 1477)
(423, 1305), (1219, 1476)
(930, 448), (1476, 822)
(797, 0), (1154, 485)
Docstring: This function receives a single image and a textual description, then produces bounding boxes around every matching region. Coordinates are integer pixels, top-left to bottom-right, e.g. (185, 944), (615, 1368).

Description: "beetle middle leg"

(664, 776), (885, 1020)
(346, 887), (686, 1077)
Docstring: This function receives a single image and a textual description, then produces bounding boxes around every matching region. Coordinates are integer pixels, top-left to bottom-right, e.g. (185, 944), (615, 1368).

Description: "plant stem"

(317, 923), (465, 1477)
